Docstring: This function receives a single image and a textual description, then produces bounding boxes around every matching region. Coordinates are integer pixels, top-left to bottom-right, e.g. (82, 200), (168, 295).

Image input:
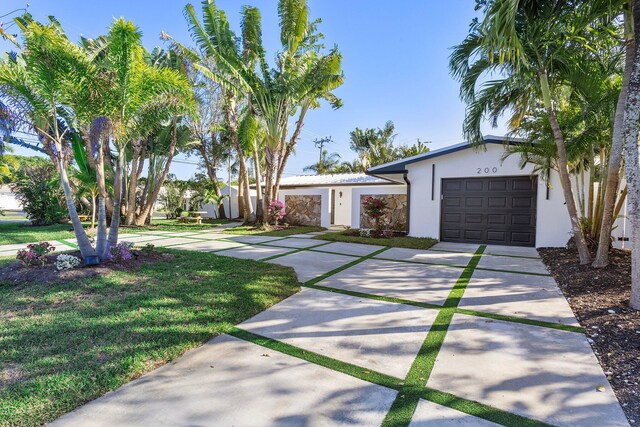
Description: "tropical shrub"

(16, 242), (56, 266)
(159, 179), (187, 219)
(268, 200), (286, 226)
(55, 254), (81, 271)
(11, 165), (67, 225)
(362, 196), (389, 234)
(109, 242), (135, 263)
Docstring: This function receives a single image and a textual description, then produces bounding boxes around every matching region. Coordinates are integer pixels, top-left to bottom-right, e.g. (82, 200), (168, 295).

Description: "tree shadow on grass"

(0, 249), (300, 425)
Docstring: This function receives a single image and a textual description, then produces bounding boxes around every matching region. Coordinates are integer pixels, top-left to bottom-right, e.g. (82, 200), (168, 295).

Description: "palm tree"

(169, 0), (344, 224)
(303, 150), (341, 174)
(622, 0), (640, 309)
(95, 19), (193, 253)
(594, 4), (635, 267)
(349, 121), (398, 168)
(450, 0), (622, 264)
(0, 19), (98, 258)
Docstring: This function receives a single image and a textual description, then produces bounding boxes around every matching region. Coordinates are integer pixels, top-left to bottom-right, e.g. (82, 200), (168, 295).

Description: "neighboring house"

(0, 185), (21, 211)
(273, 174), (406, 229)
(367, 135), (628, 248)
(197, 185), (257, 219)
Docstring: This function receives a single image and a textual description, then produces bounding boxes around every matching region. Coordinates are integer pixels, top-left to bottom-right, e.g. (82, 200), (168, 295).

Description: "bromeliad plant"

(16, 242), (56, 266)
(362, 196), (388, 235)
(268, 200), (286, 226)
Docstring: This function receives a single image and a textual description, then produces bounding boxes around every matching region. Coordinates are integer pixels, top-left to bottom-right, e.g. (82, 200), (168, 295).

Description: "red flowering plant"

(16, 242), (56, 266)
(268, 200), (286, 226)
(362, 196), (389, 236)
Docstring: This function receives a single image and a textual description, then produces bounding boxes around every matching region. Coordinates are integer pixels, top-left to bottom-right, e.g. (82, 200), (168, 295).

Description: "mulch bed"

(539, 247), (640, 424)
(0, 250), (174, 285)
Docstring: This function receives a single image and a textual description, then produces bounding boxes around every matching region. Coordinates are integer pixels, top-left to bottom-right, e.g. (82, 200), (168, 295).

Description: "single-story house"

(275, 173), (406, 229)
(0, 185), (21, 211)
(367, 135), (628, 248)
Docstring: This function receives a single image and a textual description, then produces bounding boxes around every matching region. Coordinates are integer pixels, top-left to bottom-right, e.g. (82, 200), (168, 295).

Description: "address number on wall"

(477, 167), (499, 174)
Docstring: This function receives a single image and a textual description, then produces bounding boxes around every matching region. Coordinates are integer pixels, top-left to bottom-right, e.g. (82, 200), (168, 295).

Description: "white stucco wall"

(0, 185), (21, 210)
(277, 187), (331, 228)
(405, 143), (586, 248)
(351, 185), (407, 229)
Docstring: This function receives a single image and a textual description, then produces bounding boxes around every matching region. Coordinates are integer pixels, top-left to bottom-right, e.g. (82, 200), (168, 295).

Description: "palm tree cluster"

(303, 121), (430, 174)
(0, 14), (194, 261)
(162, 0), (345, 223)
(451, 0), (640, 308)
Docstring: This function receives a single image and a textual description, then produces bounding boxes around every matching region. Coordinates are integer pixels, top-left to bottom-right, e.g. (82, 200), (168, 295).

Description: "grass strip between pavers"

(381, 245), (485, 427)
(429, 247), (541, 260)
(133, 233), (579, 334)
(304, 246), (392, 286)
(56, 239), (78, 250)
(455, 308), (584, 333)
(259, 241), (334, 261)
(228, 327), (551, 427)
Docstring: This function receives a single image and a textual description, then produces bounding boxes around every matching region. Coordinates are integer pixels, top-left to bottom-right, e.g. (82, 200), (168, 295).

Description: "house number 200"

(477, 167), (498, 174)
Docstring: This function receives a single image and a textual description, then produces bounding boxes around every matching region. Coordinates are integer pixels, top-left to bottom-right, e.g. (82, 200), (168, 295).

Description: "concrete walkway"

(4, 229), (626, 426)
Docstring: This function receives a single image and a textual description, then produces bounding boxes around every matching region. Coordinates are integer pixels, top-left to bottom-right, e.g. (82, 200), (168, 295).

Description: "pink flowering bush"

(362, 196), (389, 234)
(16, 242), (56, 266)
(268, 200), (286, 226)
(109, 242), (135, 263)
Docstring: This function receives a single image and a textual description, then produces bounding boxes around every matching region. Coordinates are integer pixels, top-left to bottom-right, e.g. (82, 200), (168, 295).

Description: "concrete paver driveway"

(23, 230), (626, 427)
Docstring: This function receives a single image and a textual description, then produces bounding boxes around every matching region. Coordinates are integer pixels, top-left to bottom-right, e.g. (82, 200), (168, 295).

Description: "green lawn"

(315, 230), (438, 250)
(0, 250), (299, 425)
(0, 219), (233, 246)
(222, 225), (324, 236)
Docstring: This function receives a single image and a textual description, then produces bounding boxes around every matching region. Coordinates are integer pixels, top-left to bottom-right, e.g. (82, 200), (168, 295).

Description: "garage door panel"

(444, 181), (463, 192)
(464, 229), (482, 240)
(487, 214), (506, 224)
(512, 179), (534, 191)
(465, 180), (483, 191)
(512, 197), (533, 208)
(465, 214), (483, 224)
(488, 180), (507, 191)
(442, 228), (461, 239)
(511, 214), (533, 225)
(488, 197), (507, 208)
(465, 197), (483, 208)
(511, 231), (535, 245)
(440, 176), (537, 247)
(444, 197), (462, 207)
(443, 213), (461, 223)
(486, 230), (506, 243)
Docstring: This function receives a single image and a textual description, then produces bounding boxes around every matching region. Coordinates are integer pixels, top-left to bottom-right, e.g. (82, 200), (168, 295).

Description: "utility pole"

(313, 136), (333, 173)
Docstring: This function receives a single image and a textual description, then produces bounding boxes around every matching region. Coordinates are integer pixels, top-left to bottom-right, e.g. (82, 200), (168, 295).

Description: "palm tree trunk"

(125, 145), (141, 225)
(105, 147), (125, 258)
(56, 151), (96, 259)
(136, 118), (179, 226)
(540, 71), (591, 264)
(273, 106), (308, 198)
(235, 144), (254, 223)
(91, 193), (96, 229)
(252, 140), (264, 222)
(594, 7), (635, 267)
(623, 0), (640, 310)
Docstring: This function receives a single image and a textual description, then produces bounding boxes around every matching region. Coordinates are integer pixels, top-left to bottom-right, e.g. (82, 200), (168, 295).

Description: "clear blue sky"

(1, 0), (506, 179)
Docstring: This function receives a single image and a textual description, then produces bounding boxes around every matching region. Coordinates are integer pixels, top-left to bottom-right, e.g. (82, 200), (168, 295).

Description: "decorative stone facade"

(284, 195), (322, 226)
(360, 194), (408, 231)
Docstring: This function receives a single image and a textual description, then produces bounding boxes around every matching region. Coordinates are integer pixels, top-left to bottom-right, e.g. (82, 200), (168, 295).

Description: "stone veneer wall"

(284, 195), (322, 226)
(360, 194), (408, 231)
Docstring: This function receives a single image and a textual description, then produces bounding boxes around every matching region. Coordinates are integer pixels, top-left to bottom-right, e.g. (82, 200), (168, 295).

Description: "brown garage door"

(440, 176), (537, 247)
